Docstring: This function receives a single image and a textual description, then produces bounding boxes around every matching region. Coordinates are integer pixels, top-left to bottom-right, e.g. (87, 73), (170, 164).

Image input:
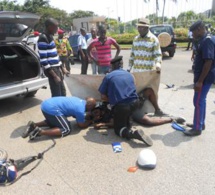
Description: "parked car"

(68, 33), (91, 60)
(149, 24), (176, 57)
(0, 11), (48, 100)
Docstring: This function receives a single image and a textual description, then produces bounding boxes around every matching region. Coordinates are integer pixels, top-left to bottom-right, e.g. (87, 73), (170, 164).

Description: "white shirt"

(78, 34), (87, 49)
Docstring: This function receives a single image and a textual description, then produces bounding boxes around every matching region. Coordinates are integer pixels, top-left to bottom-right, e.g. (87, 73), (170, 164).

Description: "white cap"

(137, 149), (157, 169)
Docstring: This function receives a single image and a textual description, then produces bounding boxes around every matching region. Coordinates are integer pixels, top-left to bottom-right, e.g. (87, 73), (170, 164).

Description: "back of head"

(45, 18), (58, 28)
(86, 97), (96, 111)
(111, 56), (123, 71)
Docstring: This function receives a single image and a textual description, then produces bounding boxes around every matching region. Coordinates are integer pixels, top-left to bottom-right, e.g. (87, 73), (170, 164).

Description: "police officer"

(184, 21), (215, 136)
(98, 56), (153, 146)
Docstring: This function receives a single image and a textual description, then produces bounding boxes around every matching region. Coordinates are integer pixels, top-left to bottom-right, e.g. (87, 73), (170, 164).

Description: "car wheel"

(25, 90), (38, 97)
(169, 51), (175, 57)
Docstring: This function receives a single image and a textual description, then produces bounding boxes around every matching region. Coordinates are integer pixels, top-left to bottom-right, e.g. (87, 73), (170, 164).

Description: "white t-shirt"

(78, 35), (87, 49)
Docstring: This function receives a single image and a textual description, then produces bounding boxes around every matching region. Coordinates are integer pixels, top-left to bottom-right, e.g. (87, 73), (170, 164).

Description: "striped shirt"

(129, 31), (162, 72)
(90, 37), (117, 66)
(38, 33), (61, 70)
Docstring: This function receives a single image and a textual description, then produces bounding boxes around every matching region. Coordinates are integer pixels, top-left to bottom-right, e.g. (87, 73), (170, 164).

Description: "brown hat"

(136, 18), (150, 27)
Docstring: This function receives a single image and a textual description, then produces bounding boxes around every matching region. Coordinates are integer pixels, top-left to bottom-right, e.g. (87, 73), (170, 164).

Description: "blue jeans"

(193, 83), (212, 131)
(91, 61), (97, 75)
(98, 66), (110, 74)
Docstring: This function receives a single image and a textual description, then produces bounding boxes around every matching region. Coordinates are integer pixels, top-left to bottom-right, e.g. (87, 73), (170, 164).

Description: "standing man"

(78, 28), (88, 74)
(98, 56), (153, 146)
(186, 30), (193, 51)
(55, 29), (72, 76)
(129, 18), (162, 73)
(38, 18), (66, 97)
(87, 27), (98, 74)
(128, 18), (165, 116)
(87, 26), (120, 74)
(23, 96), (97, 140)
(183, 21), (215, 136)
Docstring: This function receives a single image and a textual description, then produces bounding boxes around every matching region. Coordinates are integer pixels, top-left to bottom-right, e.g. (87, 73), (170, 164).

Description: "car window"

(150, 26), (172, 35)
(0, 23), (28, 38)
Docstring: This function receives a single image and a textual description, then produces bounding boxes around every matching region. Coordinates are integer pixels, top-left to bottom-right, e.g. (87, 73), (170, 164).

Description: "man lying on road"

(92, 88), (185, 129)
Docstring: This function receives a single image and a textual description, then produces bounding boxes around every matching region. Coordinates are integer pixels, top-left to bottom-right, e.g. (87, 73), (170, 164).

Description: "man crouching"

(98, 56), (153, 146)
(22, 96), (96, 140)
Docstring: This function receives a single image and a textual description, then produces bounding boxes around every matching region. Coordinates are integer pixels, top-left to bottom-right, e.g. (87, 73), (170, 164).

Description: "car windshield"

(0, 23), (28, 39)
(150, 26), (172, 35)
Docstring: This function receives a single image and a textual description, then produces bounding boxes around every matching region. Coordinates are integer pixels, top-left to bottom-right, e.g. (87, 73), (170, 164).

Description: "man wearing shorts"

(22, 96), (96, 140)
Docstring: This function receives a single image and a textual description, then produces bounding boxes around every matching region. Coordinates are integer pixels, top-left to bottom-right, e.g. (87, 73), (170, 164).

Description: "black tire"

(169, 51), (175, 57)
(25, 90), (38, 98)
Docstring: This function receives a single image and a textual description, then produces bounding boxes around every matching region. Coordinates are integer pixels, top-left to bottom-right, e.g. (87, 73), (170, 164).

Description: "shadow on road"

(0, 96), (42, 117)
(83, 127), (150, 148)
(150, 131), (192, 147)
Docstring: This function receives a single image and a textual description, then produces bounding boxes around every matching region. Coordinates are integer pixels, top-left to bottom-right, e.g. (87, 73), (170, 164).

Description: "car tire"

(25, 90), (38, 97)
(169, 51), (175, 57)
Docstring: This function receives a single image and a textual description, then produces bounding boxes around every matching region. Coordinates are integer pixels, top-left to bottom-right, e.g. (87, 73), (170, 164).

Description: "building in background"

(72, 16), (105, 33)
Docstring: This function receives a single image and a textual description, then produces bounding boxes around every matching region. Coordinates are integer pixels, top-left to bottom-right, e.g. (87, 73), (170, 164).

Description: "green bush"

(107, 27), (189, 44)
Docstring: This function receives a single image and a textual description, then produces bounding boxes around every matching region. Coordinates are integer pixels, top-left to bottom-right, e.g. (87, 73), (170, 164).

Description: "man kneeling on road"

(22, 96), (96, 140)
(98, 56), (153, 146)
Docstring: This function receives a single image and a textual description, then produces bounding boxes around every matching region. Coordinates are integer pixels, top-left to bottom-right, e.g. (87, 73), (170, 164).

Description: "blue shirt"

(194, 33), (215, 84)
(41, 97), (86, 123)
(98, 69), (138, 106)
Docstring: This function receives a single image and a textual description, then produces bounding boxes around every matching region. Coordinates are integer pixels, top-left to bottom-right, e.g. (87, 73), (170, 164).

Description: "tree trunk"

(162, 0), (166, 24)
(156, 0), (159, 24)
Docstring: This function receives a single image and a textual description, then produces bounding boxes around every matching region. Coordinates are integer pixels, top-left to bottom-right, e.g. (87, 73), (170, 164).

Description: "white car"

(0, 11), (48, 100)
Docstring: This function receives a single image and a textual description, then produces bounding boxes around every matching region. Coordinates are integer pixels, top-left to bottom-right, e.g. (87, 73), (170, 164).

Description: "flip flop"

(171, 122), (186, 132)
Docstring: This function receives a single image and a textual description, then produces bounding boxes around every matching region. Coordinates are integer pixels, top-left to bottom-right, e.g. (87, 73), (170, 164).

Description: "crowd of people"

(22, 17), (215, 145)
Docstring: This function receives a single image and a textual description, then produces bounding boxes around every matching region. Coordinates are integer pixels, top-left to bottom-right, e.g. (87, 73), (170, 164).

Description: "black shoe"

(22, 121), (36, 138)
(132, 130), (153, 146)
(186, 123), (205, 130)
(183, 129), (202, 136)
(171, 116), (186, 124)
(29, 127), (41, 140)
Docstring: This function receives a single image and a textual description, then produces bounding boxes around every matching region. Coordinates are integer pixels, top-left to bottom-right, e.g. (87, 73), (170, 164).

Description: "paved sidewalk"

(1, 64), (215, 195)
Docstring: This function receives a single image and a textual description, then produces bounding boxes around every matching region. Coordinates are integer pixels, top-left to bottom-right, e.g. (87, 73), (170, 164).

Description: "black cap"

(189, 20), (204, 31)
(111, 56), (123, 64)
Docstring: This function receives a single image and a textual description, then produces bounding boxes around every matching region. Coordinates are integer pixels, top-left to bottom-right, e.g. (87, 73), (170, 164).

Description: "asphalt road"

(1, 48), (215, 194)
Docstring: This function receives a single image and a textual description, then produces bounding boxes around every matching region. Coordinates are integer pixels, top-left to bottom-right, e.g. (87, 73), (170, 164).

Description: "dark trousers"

(60, 56), (70, 72)
(113, 100), (139, 137)
(81, 49), (88, 74)
(186, 38), (193, 50)
(193, 83), (211, 131)
(45, 67), (66, 97)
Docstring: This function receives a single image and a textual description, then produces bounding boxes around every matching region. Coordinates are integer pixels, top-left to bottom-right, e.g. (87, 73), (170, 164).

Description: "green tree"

(0, 0), (22, 11)
(69, 10), (96, 21)
(144, 0), (181, 24)
(35, 7), (69, 31)
(177, 10), (197, 27)
(23, 0), (49, 13)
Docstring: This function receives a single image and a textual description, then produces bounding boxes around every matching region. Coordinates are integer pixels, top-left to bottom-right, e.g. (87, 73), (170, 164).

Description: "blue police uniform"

(193, 33), (215, 131)
(99, 69), (138, 106)
(99, 68), (139, 137)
